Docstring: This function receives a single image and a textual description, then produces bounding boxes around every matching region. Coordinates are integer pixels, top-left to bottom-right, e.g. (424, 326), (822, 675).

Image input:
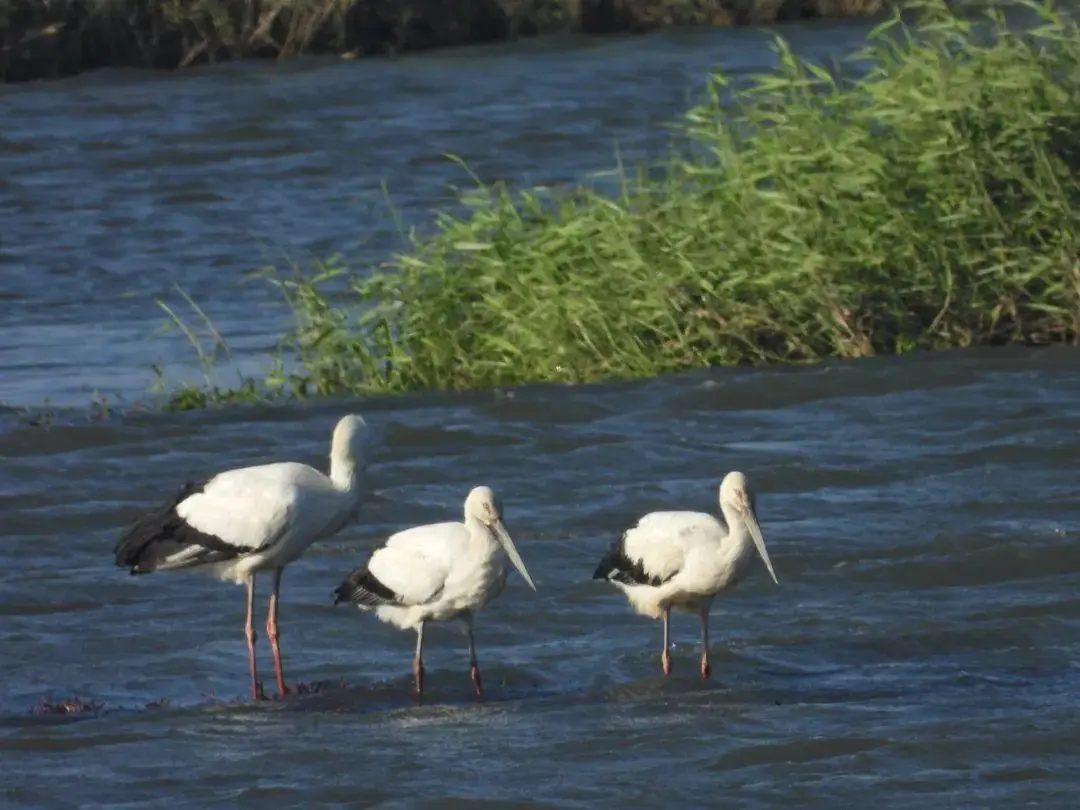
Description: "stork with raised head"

(333, 485), (536, 697)
(114, 414), (368, 700)
(593, 471), (779, 679)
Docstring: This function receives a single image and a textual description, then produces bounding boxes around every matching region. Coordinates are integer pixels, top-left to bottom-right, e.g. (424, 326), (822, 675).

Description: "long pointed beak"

(493, 519), (537, 591)
(742, 507), (779, 585)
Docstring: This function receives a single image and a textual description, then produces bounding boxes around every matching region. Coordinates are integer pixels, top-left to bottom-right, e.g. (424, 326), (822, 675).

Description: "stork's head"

(465, 486), (536, 592)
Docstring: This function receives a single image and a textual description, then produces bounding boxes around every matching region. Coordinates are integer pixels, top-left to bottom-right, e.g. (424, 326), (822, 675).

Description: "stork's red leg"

(244, 575), (265, 700)
(266, 568), (288, 697)
(661, 607), (673, 677)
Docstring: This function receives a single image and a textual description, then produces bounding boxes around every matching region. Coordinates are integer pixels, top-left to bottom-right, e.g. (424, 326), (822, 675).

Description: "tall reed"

(257, 0), (1080, 397)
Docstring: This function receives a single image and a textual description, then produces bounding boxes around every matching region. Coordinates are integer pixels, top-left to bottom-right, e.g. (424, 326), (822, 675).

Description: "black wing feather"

(592, 531), (672, 588)
(333, 559), (402, 607)
(113, 480), (249, 574)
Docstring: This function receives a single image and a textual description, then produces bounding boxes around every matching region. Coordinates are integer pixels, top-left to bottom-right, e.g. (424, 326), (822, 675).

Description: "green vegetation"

(1, 0), (881, 82)
(207, 0), (1073, 404)
(150, 286), (271, 411)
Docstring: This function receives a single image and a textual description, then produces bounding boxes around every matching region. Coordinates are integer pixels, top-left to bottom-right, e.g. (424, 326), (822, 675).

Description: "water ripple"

(0, 350), (1078, 805)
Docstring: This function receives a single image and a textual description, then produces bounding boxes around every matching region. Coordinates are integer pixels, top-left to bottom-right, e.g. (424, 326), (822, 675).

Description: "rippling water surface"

(2, 15), (1080, 809)
(2, 349), (1079, 807)
(0, 21), (867, 406)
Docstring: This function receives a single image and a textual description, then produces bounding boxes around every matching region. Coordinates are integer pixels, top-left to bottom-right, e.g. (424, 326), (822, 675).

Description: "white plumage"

(593, 470), (778, 679)
(170, 461), (362, 583)
(114, 413), (368, 700)
(335, 485), (536, 697)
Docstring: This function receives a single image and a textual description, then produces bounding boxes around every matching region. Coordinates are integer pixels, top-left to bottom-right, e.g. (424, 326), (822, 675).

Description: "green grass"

(161, 0), (1080, 407)
(146, 285), (281, 411)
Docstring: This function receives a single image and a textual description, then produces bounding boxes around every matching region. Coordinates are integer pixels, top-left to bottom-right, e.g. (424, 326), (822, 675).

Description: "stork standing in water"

(593, 471), (779, 679)
(114, 414), (368, 700)
(333, 486), (536, 697)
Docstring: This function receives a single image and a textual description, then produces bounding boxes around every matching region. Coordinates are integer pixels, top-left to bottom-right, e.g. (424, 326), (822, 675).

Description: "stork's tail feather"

(332, 578), (356, 605)
(114, 482), (196, 573)
(592, 551), (620, 581)
(593, 533), (670, 588)
(333, 563), (399, 608)
(113, 480), (236, 574)
(592, 535), (628, 581)
(114, 513), (164, 574)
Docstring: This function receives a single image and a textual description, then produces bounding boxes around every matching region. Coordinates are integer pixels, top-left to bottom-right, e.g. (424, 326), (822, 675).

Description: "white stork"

(333, 485), (536, 697)
(593, 471), (779, 678)
(114, 413), (368, 700)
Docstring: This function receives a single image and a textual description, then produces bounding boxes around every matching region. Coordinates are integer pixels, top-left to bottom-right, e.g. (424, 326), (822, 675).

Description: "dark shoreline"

(1, 0), (882, 83)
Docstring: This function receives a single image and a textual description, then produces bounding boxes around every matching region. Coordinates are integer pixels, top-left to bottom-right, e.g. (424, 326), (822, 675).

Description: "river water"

(2, 16), (1080, 810)
(0, 21), (867, 408)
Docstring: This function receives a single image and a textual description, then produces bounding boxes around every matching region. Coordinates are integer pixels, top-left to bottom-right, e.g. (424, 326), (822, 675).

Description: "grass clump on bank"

(260, 0), (1079, 399)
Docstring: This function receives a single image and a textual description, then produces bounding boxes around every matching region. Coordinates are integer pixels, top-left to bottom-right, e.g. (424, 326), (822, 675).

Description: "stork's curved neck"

(329, 452), (362, 493)
(464, 515), (497, 551)
(714, 502), (758, 583)
(719, 502), (748, 546)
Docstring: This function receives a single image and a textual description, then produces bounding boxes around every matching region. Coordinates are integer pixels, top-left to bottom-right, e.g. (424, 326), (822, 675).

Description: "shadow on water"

(3, 660), (912, 732)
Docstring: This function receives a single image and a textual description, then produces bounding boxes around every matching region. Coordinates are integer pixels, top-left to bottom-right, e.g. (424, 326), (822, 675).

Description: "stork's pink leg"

(467, 620), (484, 698)
(661, 607), (672, 677)
(413, 622), (426, 696)
(699, 605), (711, 679)
(266, 568), (288, 697)
(244, 575), (265, 701)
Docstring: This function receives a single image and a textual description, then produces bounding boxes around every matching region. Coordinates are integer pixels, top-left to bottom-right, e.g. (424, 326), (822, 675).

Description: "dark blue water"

(0, 20), (867, 407)
(2, 16), (1079, 810)
(2, 348), (1080, 808)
